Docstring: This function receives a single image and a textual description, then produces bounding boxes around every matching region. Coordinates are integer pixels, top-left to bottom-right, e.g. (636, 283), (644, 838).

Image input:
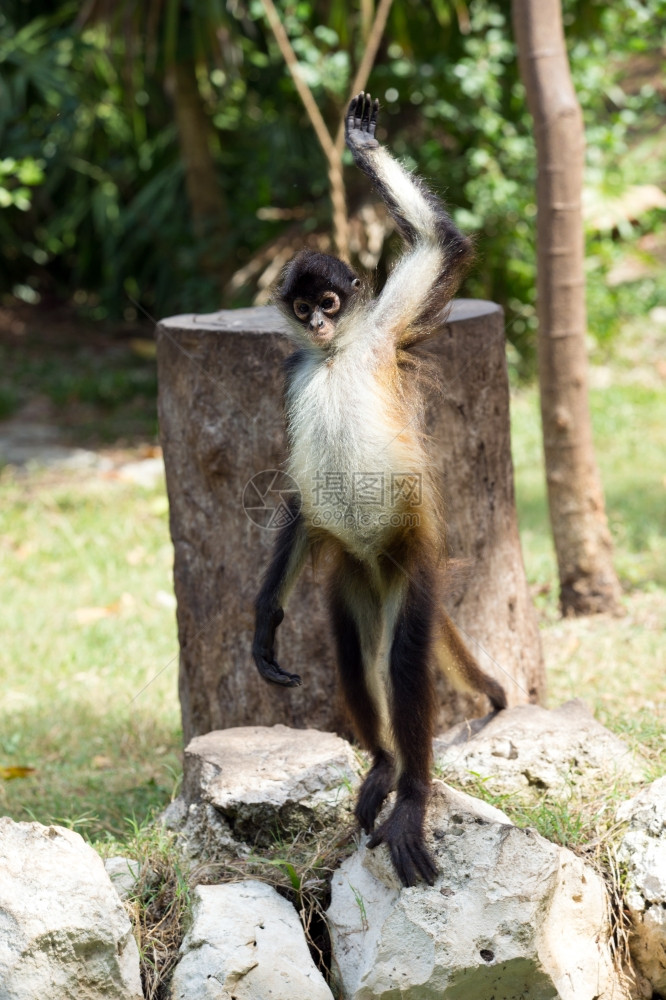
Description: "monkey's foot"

(355, 752), (395, 834)
(368, 797), (437, 887)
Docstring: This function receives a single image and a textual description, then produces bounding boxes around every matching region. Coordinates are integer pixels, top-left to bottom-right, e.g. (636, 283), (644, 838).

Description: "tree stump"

(157, 300), (544, 744)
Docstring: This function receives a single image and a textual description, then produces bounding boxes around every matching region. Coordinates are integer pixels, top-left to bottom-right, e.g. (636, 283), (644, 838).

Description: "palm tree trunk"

(512, 0), (623, 616)
(165, 60), (230, 289)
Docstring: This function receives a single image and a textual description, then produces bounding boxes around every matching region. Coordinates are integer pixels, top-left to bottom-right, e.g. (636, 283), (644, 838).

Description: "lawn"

(0, 465), (182, 839)
(511, 113), (666, 760)
(0, 313), (664, 842)
(511, 322), (666, 766)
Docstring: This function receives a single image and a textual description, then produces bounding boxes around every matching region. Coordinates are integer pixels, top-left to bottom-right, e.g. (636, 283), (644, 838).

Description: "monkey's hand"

(368, 796), (438, 887)
(345, 92), (380, 154)
(252, 606), (302, 687)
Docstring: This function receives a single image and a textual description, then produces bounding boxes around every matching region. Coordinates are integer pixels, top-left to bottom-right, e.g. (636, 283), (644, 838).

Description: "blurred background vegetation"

(1, 0), (665, 373)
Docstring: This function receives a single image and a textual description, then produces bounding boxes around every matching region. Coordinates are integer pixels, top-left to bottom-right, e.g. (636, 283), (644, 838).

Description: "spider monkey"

(253, 93), (506, 887)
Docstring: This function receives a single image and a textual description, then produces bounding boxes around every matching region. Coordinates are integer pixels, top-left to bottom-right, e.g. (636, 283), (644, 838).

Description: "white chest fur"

(286, 346), (419, 554)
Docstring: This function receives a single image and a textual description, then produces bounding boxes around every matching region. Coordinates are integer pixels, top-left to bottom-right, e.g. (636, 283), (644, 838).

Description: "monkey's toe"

(355, 789), (384, 834)
(355, 756), (395, 833)
(367, 800), (438, 887)
(368, 821), (437, 887)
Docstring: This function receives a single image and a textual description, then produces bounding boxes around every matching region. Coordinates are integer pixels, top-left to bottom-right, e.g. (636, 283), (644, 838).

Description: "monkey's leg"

(435, 609), (507, 712)
(368, 565), (438, 887)
(329, 558), (393, 833)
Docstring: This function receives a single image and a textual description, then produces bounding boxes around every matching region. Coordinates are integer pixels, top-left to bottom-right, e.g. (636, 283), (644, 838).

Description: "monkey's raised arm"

(345, 92), (472, 336)
(253, 500), (310, 687)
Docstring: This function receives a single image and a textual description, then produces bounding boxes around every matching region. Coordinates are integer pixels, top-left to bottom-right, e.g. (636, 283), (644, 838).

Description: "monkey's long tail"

(434, 610), (507, 712)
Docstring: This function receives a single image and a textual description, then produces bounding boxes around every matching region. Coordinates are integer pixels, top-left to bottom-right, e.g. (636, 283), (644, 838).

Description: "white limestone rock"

(616, 775), (666, 836)
(180, 725), (360, 846)
(327, 781), (628, 1000)
(104, 856), (141, 902)
(434, 699), (643, 796)
(162, 796), (241, 859)
(617, 776), (666, 992)
(0, 818), (143, 1000)
(169, 880), (333, 1000)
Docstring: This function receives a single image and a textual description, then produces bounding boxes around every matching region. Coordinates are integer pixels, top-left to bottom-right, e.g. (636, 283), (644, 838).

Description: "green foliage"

(0, 6), (189, 317)
(587, 206), (666, 344)
(369, 3), (538, 362)
(256, 856), (303, 891)
(348, 881), (369, 930)
(0, 342), (156, 409)
(0, 157), (44, 210)
(371, 0), (666, 368)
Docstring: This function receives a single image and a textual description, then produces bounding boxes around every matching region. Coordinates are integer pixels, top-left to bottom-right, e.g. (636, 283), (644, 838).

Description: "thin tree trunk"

(512, 0), (623, 616)
(165, 60), (230, 288)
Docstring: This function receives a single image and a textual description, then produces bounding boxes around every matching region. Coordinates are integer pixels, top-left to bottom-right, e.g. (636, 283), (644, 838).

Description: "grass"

(0, 468), (182, 839)
(511, 382), (666, 600)
(511, 342), (666, 765)
(103, 821), (193, 1000)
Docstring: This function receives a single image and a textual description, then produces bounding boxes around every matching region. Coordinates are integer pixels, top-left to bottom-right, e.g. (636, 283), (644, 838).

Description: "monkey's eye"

(320, 292), (341, 315)
(293, 299), (311, 320)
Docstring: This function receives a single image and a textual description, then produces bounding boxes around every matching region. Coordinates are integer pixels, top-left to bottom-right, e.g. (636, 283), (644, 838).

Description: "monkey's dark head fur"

(276, 250), (360, 311)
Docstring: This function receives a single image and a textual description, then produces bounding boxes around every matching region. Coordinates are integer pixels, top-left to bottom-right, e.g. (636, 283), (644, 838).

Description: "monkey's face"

(292, 291), (343, 344)
(277, 251), (361, 348)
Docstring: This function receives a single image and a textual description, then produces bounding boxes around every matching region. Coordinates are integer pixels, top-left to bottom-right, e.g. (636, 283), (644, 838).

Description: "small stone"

(0, 818), (142, 1000)
(617, 777), (666, 993)
(169, 880), (333, 1000)
(180, 724), (360, 847)
(434, 699), (644, 796)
